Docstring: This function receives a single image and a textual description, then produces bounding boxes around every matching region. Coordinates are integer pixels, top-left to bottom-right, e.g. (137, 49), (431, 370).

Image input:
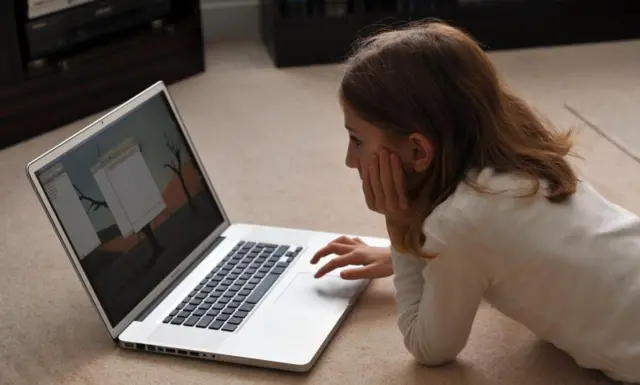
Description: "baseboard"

(201, 0), (260, 42)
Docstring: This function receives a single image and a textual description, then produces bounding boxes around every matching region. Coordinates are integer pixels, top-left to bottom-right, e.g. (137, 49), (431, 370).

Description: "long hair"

(340, 20), (578, 258)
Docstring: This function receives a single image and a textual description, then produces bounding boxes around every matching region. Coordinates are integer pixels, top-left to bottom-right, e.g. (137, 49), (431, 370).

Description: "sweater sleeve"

(391, 236), (488, 366)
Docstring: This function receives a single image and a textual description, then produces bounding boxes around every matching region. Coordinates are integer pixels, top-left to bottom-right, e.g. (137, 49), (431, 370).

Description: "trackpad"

(274, 273), (364, 311)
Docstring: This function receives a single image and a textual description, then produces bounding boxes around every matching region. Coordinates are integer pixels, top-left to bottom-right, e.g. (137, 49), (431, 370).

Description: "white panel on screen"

(44, 172), (101, 259)
(93, 140), (166, 237)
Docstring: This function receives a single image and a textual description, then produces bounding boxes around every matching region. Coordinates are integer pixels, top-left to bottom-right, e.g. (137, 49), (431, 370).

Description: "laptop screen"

(34, 92), (225, 327)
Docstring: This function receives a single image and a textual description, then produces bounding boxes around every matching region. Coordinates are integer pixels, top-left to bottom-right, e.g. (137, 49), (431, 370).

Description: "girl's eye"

(350, 135), (362, 147)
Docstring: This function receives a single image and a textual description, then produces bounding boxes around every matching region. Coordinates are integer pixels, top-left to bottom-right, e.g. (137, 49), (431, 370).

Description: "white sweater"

(391, 168), (640, 383)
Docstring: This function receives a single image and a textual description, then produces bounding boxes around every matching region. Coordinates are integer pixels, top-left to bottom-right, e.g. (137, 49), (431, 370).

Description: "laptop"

(26, 81), (389, 372)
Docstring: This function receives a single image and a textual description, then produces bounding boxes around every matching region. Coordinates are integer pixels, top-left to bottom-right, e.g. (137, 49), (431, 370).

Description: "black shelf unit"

(0, 0), (205, 149)
(261, 0), (640, 67)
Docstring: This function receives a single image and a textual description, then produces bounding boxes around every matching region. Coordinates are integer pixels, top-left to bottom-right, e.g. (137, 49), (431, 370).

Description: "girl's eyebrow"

(345, 125), (358, 132)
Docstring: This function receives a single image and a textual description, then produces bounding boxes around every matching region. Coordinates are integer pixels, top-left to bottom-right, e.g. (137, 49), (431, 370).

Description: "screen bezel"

(25, 81), (231, 339)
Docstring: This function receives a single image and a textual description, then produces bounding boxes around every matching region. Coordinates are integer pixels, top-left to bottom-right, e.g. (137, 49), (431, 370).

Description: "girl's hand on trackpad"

(311, 236), (393, 280)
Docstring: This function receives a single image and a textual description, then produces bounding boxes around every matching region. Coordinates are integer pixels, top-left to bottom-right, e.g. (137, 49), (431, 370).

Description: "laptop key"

(246, 273), (278, 305)
(170, 309), (178, 317)
(234, 310), (249, 318)
(228, 301), (241, 309)
(184, 316), (201, 327)
(184, 305), (196, 312)
(222, 324), (238, 332)
(275, 246), (289, 256)
(196, 315), (215, 328)
(222, 308), (234, 315)
(228, 317), (243, 325)
(217, 314), (229, 322)
(194, 309), (205, 317)
(163, 316), (173, 323)
(272, 267), (286, 275)
(178, 311), (191, 318)
(171, 317), (186, 325)
(208, 321), (224, 330)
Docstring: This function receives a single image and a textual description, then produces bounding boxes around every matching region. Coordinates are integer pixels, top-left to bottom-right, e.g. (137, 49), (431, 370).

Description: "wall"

(201, 0), (260, 42)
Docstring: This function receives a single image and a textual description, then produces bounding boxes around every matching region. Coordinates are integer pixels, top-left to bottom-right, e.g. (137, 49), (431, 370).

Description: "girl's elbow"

(403, 335), (462, 367)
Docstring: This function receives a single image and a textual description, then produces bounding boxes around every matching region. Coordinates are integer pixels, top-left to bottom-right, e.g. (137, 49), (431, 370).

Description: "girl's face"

(341, 102), (432, 181)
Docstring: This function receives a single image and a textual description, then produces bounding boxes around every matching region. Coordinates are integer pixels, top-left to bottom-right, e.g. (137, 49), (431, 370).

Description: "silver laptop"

(26, 81), (389, 371)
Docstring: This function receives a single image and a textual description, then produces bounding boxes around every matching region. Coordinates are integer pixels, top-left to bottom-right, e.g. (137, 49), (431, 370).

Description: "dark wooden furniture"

(261, 0), (640, 68)
(0, 0), (205, 150)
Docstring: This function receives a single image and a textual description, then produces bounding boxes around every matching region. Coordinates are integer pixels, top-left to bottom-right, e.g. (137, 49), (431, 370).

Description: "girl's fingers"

(339, 262), (393, 280)
(314, 251), (369, 278)
(390, 153), (409, 209)
(378, 149), (399, 212)
(331, 235), (359, 246)
(369, 154), (384, 211)
(310, 242), (355, 264)
(361, 163), (376, 211)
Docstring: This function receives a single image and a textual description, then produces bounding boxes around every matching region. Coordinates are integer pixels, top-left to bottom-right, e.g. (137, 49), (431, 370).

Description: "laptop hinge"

(135, 235), (226, 322)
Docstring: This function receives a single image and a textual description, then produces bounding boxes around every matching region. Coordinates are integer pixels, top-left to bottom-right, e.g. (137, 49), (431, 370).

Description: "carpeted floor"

(1, 39), (639, 385)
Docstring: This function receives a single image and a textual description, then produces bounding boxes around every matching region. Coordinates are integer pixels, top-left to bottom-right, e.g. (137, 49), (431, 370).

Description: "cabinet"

(0, 0), (205, 149)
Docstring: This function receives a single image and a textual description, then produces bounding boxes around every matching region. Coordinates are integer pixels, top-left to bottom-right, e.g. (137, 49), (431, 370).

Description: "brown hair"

(339, 20), (578, 258)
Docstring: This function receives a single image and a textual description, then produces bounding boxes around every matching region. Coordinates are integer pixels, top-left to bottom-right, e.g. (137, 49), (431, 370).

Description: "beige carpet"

(1, 39), (639, 385)
(564, 74), (640, 164)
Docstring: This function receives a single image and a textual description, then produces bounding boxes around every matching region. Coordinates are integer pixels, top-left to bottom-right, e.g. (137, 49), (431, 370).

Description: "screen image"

(36, 93), (225, 327)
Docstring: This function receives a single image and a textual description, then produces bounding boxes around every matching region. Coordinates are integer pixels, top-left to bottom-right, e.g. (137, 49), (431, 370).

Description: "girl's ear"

(408, 133), (432, 172)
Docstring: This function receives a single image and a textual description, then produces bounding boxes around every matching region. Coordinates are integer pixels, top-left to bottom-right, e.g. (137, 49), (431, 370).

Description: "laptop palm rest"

(273, 272), (362, 309)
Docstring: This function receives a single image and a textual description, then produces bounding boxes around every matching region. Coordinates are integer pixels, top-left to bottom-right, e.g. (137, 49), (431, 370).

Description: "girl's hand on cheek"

(362, 148), (411, 225)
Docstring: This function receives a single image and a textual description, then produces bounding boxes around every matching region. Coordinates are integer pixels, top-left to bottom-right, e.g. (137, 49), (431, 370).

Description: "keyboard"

(163, 241), (303, 332)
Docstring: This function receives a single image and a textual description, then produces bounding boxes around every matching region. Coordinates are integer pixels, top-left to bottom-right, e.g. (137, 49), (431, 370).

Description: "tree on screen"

(164, 132), (195, 209)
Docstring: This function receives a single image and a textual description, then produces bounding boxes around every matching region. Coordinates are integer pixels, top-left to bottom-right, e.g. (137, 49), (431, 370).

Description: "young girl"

(311, 20), (640, 383)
